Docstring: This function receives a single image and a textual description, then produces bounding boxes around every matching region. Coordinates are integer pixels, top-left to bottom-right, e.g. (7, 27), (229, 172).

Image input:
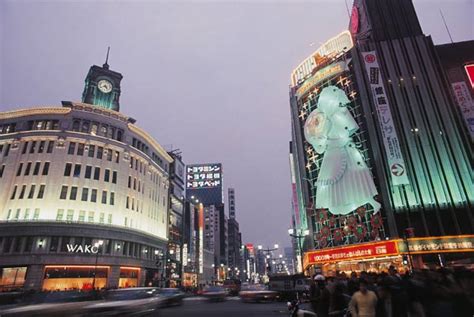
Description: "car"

(239, 284), (278, 303)
(222, 279), (241, 296)
(0, 291), (101, 317)
(201, 286), (227, 302)
(82, 287), (164, 316)
(156, 288), (185, 307)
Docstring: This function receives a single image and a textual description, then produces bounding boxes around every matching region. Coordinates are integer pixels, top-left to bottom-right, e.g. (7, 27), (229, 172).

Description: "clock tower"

(82, 48), (123, 112)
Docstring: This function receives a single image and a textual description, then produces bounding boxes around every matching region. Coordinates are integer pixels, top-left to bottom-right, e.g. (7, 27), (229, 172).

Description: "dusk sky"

(1, 0), (472, 249)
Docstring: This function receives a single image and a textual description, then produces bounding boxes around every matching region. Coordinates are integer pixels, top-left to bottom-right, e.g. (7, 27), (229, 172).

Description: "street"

(159, 297), (311, 317)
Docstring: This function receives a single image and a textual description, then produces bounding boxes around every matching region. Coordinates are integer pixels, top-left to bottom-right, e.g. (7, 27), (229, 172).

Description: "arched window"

(72, 120), (80, 132)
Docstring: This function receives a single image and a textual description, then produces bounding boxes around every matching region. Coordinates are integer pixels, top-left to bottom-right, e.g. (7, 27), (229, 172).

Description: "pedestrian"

(349, 279), (377, 317)
(310, 274), (329, 317)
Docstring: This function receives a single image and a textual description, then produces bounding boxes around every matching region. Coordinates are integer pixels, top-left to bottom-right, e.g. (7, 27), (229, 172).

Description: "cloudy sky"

(0, 0), (472, 249)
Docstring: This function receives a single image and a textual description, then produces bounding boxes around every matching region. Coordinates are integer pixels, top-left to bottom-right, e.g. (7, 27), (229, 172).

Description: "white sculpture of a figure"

(304, 86), (381, 215)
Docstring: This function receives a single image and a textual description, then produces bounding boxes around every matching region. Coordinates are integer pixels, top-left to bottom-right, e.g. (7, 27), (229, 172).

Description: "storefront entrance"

(42, 266), (108, 291)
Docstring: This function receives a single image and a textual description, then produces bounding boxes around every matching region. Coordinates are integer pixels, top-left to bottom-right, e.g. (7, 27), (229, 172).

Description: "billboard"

(186, 163), (223, 206)
(465, 64), (474, 88)
(451, 81), (474, 141)
(186, 164), (222, 189)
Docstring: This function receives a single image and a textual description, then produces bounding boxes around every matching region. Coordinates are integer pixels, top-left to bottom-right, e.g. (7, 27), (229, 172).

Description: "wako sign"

(67, 244), (100, 254)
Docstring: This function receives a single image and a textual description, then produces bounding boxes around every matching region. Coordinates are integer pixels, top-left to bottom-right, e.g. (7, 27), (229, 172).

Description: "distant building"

(227, 188), (242, 278)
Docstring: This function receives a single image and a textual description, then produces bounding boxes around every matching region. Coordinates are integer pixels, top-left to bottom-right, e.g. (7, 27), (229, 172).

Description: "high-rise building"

(0, 60), (172, 291)
(227, 188), (242, 277)
(290, 0), (474, 274)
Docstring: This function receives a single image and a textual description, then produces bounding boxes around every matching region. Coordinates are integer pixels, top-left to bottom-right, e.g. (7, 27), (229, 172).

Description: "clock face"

(97, 79), (113, 93)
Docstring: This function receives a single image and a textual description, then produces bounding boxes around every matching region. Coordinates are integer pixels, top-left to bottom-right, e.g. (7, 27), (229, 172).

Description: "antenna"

(103, 46), (110, 69)
(440, 10), (454, 44)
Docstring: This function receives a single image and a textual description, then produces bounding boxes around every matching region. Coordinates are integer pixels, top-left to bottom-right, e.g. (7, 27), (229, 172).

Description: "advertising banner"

(398, 235), (474, 254)
(451, 81), (474, 141)
(362, 51), (409, 186)
(305, 240), (399, 265)
(186, 164), (222, 189)
(295, 61), (349, 98)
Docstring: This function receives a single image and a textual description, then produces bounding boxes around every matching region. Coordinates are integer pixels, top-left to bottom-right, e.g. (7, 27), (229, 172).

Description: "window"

(42, 162), (50, 175)
(116, 130), (123, 142)
(133, 178), (136, 190)
(115, 151), (120, 163)
(85, 165), (92, 179)
(38, 141), (45, 153)
(88, 211), (94, 223)
(59, 186), (68, 199)
(18, 185), (26, 199)
(64, 163), (72, 176)
(130, 157), (134, 168)
(4, 144), (10, 156)
(81, 188), (89, 201)
(100, 125), (107, 137)
(102, 190), (107, 204)
(6, 209), (11, 220)
(24, 162), (32, 176)
(70, 186), (78, 200)
(138, 181), (141, 192)
(33, 208), (40, 220)
(56, 209), (64, 221)
(132, 198), (135, 210)
(99, 212), (105, 223)
(14, 209), (20, 220)
(125, 217), (128, 226)
(112, 171), (117, 184)
(29, 141), (36, 154)
(0, 164), (4, 177)
(107, 150), (112, 161)
(108, 214), (112, 224)
(68, 142), (76, 155)
(28, 185), (35, 199)
(47, 141), (54, 153)
(94, 167), (100, 180)
(88, 145), (95, 157)
(128, 176), (131, 188)
(33, 162), (41, 176)
(77, 143), (84, 156)
(126, 196), (129, 209)
(110, 192), (115, 205)
(78, 210), (86, 222)
(72, 120), (80, 131)
(37, 184), (45, 199)
(16, 163), (23, 176)
(66, 210), (74, 221)
(73, 164), (81, 177)
(22, 142), (28, 154)
(91, 189), (97, 202)
(104, 169), (110, 182)
(96, 147), (103, 159)
(81, 121), (90, 133)
(91, 123), (98, 135)
(24, 208), (30, 220)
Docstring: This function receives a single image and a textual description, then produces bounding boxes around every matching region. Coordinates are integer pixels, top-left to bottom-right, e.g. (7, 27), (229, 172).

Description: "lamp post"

(92, 240), (104, 290)
(288, 228), (309, 273)
(257, 244), (279, 277)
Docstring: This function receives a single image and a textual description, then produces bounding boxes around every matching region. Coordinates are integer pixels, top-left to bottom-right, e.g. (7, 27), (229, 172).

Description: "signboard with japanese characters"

(451, 81), (474, 141)
(398, 235), (474, 254)
(362, 51), (410, 186)
(186, 164), (222, 189)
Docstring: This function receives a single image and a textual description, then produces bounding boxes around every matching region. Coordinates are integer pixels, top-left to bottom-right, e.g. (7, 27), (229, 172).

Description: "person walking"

(349, 279), (378, 317)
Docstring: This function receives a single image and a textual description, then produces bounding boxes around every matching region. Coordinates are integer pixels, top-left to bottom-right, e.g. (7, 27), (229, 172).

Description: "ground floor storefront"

(303, 235), (474, 275)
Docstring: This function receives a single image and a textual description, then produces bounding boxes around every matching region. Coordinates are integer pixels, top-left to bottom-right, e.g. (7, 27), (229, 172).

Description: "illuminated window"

(66, 210), (74, 221)
(56, 209), (64, 221)
(115, 151), (120, 163)
(33, 208), (40, 220)
(91, 123), (98, 135)
(24, 208), (30, 220)
(14, 209), (20, 220)
(78, 210), (86, 222)
(38, 141), (45, 153)
(108, 214), (112, 224)
(99, 212), (105, 223)
(88, 211), (94, 223)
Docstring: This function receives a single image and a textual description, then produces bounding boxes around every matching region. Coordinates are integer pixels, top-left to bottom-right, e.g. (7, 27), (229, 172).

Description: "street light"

(92, 240), (104, 290)
(288, 228), (310, 273)
(258, 244), (279, 276)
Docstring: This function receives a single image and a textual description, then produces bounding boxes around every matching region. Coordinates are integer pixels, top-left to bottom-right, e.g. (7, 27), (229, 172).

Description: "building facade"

(227, 188), (242, 278)
(290, 0), (474, 274)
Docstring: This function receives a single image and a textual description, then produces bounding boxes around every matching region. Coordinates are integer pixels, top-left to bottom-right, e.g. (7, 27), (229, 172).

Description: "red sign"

(246, 243), (255, 255)
(350, 6), (359, 35)
(306, 240), (399, 265)
(465, 64), (474, 89)
(364, 53), (376, 63)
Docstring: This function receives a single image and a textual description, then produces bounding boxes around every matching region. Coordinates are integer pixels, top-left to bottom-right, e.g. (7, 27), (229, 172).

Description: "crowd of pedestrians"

(309, 266), (474, 317)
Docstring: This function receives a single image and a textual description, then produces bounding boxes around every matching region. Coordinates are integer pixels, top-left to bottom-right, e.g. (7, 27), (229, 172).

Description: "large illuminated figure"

(304, 86), (381, 215)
